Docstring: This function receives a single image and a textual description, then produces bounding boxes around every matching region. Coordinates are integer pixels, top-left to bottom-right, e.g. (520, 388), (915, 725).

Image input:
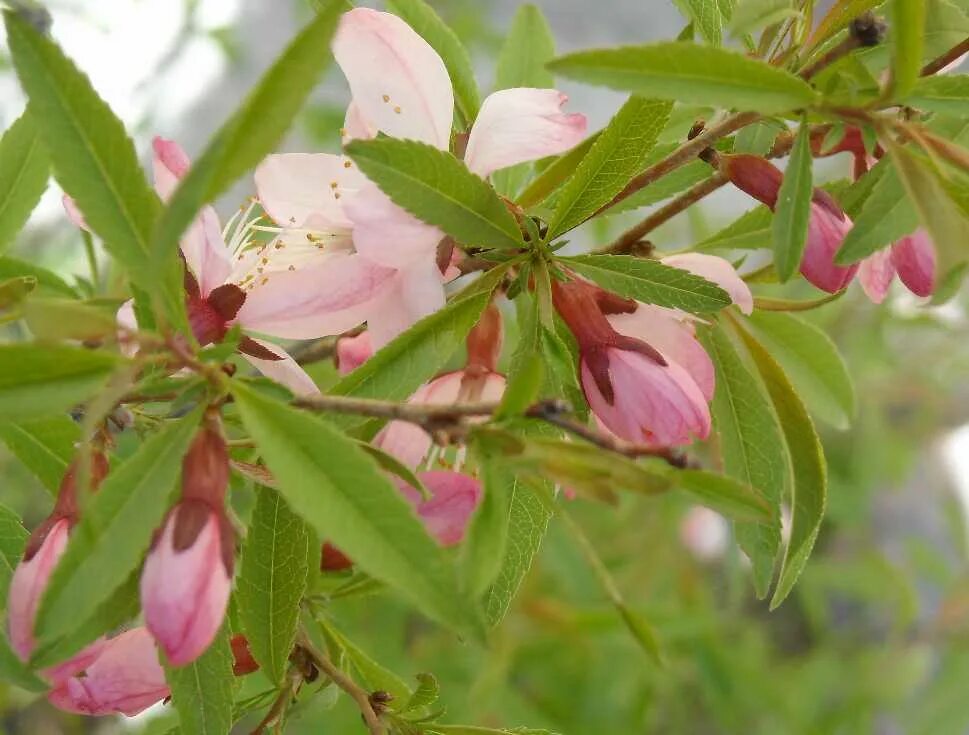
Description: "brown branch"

(297, 635), (385, 735)
(921, 36), (969, 76)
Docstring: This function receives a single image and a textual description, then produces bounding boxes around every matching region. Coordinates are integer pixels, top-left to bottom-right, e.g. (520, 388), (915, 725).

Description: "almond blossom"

(256, 7), (586, 348)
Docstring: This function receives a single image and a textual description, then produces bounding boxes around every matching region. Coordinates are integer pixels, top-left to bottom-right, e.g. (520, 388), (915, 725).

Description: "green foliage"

(673, 0), (728, 45)
(888, 0), (926, 98)
(0, 504), (27, 606)
(546, 97), (672, 238)
(727, 0), (798, 38)
(548, 42), (816, 113)
(771, 119), (812, 282)
(836, 158), (917, 264)
(0, 416), (80, 493)
(232, 381), (483, 639)
(461, 451), (513, 597)
(560, 254), (731, 312)
(165, 625), (236, 735)
(0, 111), (48, 252)
(237, 486), (310, 685)
(345, 137), (523, 249)
(904, 74), (969, 114)
(696, 204), (773, 251)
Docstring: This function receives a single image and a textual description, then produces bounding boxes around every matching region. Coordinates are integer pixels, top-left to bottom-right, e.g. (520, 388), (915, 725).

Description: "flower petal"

(661, 253), (754, 315)
(336, 331), (374, 375)
(152, 136), (190, 201)
(396, 470), (482, 546)
(183, 206), (232, 296)
(242, 339), (320, 396)
(891, 229), (936, 298)
(366, 258), (446, 349)
(62, 194), (90, 232)
(254, 152), (364, 230)
(800, 203), (858, 293)
(464, 89), (587, 178)
(235, 252), (396, 340)
(858, 247), (895, 304)
(333, 8), (453, 149)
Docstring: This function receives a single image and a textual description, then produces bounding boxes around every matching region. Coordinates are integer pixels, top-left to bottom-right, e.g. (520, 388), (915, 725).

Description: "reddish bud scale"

(320, 542), (354, 572)
(230, 634), (260, 676)
(465, 302), (504, 373)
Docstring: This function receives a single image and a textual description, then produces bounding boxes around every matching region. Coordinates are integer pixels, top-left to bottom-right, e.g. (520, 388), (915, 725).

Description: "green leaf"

(548, 41), (816, 113)
(237, 486), (310, 685)
(461, 448), (513, 597)
(322, 621), (412, 702)
(517, 135), (598, 208)
(345, 137), (522, 249)
(771, 119), (813, 282)
(673, 0), (726, 44)
(744, 311), (855, 429)
(806, 0), (881, 50)
(0, 634), (46, 692)
(605, 158), (711, 215)
(0, 504), (27, 606)
(903, 75), (969, 115)
(889, 0), (926, 98)
(616, 603), (665, 665)
(0, 344), (122, 421)
(387, 0), (479, 126)
(702, 322), (787, 597)
(22, 297), (119, 342)
(0, 110), (48, 252)
(150, 0), (347, 314)
(165, 624), (235, 735)
(329, 267), (506, 426)
(402, 672), (441, 712)
(674, 468), (774, 523)
(728, 0), (798, 37)
(2, 11), (175, 328)
(34, 411), (201, 646)
(484, 475), (552, 626)
(232, 382), (482, 639)
(0, 256), (77, 298)
(547, 97), (673, 237)
(733, 118), (787, 156)
(736, 320), (827, 608)
(0, 415), (80, 493)
(695, 204), (773, 251)
(559, 254), (731, 312)
(835, 158), (917, 263)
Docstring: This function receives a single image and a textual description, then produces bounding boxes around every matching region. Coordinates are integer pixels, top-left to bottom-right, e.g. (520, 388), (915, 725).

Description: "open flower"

(140, 420), (233, 667)
(256, 8), (586, 348)
(48, 627), (169, 717)
(859, 229), (938, 303)
(720, 153), (858, 293)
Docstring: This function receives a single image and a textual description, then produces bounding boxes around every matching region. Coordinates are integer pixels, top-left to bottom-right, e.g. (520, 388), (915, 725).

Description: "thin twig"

(920, 35), (969, 76)
(298, 635), (385, 735)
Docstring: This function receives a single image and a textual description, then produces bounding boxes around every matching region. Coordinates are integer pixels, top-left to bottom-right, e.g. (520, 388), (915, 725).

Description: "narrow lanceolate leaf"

(150, 0), (347, 304)
(0, 634), (46, 692)
(727, 0), (798, 38)
(836, 158), (917, 264)
(237, 486), (310, 685)
(345, 138), (523, 250)
(517, 134), (598, 207)
(547, 97), (673, 238)
(165, 625), (235, 735)
(737, 321), (827, 609)
(0, 415), (80, 494)
(232, 382), (483, 639)
(0, 111), (49, 252)
(903, 75), (969, 115)
(890, 144), (969, 301)
(34, 411), (201, 645)
(696, 205), (772, 251)
(771, 119), (812, 282)
(387, 0), (480, 125)
(329, 266), (506, 426)
(2, 11), (176, 328)
(484, 475), (553, 626)
(674, 469), (773, 523)
(461, 448), (514, 597)
(744, 311), (855, 430)
(0, 344), (122, 421)
(496, 3), (555, 88)
(673, 0), (725, 45)
(560, 255), (731, 312)
(0, 504), (27, 605)
(888, 0), (926, 99)
(703, 322), (788, 597)
(548, 42), (816, 113)
(0, 256), (77, 298)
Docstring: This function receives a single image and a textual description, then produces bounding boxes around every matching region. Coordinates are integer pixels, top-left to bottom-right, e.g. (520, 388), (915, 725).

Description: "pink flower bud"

(140, 424), (234, 666)
(397, 471), (482, 546)
(48, 627), (169, 717)
(891, 229), (936, 297)
(336, 331), (374, 375)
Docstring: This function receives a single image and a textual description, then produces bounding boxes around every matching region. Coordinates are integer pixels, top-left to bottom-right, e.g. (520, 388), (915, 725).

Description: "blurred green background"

(3, 1), (969, 733)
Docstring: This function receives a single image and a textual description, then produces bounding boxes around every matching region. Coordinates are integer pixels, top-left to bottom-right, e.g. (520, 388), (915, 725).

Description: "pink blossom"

(660, 252), (753, 315)
(336, 331), (374, 375)
(721, 154), (858, 293)
(48, 628), (169, 717)
(256, 8), (587, 347)
(396, 471), (482, 546)
(679, 506), (729, 561)
(859, 229), (937, 303)
(141, 424), (233, 667)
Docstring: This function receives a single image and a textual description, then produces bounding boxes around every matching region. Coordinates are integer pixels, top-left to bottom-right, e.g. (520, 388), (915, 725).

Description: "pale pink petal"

(343, 102), (376, 143)
(182, 205), (232, 297)
(152, 136), (191, 201)
(42, 640), (108, 686)
(396, 470), (482, 546)
(344, 180), (444, 269)
(858, 247), (895, 304)
(235, 252), (396, 340)
(366, 258), (446, 349)
(375, 372), (465, 468)
(337, 332), (374, 375)
(679, 505), (729, 561)
(582, 348), (710, 447)
(333, 8), (453, 149)
(242, 338), (320, 396)
(464, 89), (587, 178)
(254, 152), (365, 230)
(661, 253), (753, 315)
(62, 194), (90, 232)
(891, 229), (936, 298)
(48, 628), (169, 717)
(140, 507), (231, 667)
(608, 304), (715, 401)
(800, 203), (858, 293)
